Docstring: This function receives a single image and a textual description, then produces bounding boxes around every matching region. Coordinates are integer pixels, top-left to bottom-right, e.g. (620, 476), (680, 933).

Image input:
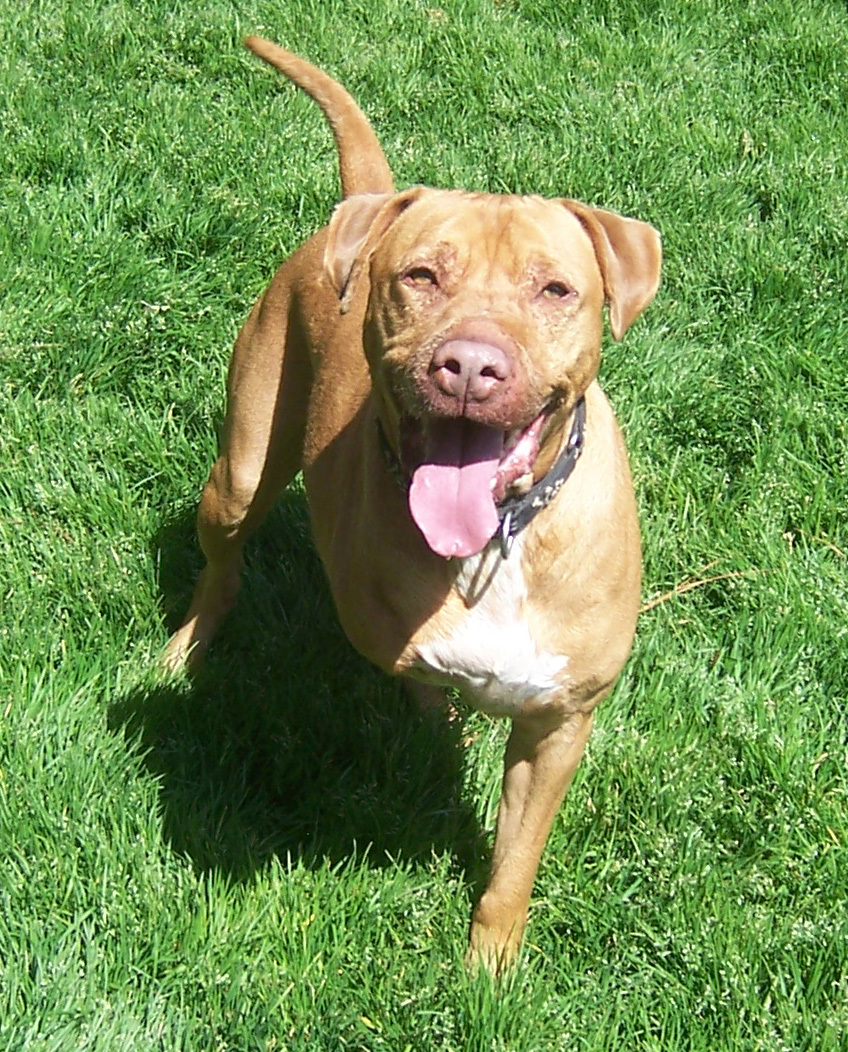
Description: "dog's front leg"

(162, 289), (312, 672)
(468, 707), (594, 974)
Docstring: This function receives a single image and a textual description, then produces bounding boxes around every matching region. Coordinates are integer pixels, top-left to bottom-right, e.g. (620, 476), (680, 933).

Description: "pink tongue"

(409, 420), (503, 558)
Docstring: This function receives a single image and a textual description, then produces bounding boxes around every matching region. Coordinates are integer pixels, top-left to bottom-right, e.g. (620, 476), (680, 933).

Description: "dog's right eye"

(541, 282), (573, 300)
(403, 266), (439, 288)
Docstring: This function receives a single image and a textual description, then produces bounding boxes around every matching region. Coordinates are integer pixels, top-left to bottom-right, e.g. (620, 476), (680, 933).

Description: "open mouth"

(402, 404), (553, 559)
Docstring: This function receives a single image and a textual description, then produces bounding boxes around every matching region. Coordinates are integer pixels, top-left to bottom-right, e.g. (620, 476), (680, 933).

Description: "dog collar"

(495, 397), (586, 558)
(377, 396), (586, 559)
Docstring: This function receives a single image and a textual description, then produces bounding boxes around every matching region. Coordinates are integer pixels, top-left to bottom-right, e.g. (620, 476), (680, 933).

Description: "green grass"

(2, 0), (847, 1047)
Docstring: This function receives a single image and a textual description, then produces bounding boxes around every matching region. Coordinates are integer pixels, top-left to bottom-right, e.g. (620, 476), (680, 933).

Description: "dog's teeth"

(502, 429), (520, 456)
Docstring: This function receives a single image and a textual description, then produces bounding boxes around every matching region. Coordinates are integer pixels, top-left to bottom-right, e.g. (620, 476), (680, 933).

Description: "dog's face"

(325, 189), (661, 557)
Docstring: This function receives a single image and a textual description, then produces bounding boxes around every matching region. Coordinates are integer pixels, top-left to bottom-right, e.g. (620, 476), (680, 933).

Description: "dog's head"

(324, 188), (661, 558)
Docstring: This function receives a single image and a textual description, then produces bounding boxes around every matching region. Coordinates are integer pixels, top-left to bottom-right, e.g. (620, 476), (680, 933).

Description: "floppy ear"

(324, 188), (425, 312)
(563, 200), (662, 340)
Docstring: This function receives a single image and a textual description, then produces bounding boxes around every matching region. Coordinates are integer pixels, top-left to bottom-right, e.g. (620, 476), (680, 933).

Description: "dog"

(164, 36), (661, 972)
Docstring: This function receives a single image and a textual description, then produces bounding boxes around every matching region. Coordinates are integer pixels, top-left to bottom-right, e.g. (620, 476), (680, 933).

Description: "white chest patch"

(412, 536), (569, 716)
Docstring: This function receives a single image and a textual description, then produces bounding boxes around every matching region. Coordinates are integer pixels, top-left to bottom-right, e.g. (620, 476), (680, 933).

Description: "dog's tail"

(245, 36), (394, 199)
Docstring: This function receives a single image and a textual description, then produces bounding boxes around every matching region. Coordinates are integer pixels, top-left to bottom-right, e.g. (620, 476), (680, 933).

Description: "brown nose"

(430, 340), (513, 403)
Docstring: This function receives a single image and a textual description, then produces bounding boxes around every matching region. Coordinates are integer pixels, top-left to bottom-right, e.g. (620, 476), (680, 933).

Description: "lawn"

(1, 0), (847, 1048)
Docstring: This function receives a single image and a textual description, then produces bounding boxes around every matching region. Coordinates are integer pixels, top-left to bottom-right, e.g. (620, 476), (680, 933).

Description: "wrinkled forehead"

(375, 191), (598, 277)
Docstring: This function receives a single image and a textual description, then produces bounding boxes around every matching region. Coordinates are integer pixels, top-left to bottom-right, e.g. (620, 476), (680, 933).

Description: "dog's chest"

(410, 539), (569, 716)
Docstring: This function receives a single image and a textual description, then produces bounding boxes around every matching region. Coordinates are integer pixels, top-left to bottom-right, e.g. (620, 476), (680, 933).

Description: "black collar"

(495, 397), (586, 557)
(377, 396), (586, 559)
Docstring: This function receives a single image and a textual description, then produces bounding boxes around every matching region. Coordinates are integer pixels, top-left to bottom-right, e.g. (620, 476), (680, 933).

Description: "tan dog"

(165, 37), (661, 972)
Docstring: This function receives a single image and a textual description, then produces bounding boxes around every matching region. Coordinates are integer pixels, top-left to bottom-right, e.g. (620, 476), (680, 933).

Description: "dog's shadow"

(110, 489), (487, 884)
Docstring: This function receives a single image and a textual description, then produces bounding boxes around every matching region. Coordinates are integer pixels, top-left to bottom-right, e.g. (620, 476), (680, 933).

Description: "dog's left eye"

(404, 266), (439, 288)
(541, 282), (573, 300)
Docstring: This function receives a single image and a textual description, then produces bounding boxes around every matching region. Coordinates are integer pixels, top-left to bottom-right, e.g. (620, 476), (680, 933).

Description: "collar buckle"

(498, 510), (515, 559)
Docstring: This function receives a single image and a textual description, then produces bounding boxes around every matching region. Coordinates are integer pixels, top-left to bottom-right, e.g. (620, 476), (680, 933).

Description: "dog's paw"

(467, 916), (524, 976)
(160, 622), (205, 675)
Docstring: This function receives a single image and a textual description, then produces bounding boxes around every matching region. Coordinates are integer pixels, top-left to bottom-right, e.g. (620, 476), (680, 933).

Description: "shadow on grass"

(110, 488), (488, 885)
